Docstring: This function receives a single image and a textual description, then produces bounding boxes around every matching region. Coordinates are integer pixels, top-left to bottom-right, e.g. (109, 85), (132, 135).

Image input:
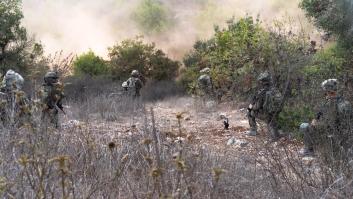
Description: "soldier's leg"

(247, 110), (257, 136)
(51, 110), (59, 128)
(267, 114), (280, 141)
(299, 123), (314, 156)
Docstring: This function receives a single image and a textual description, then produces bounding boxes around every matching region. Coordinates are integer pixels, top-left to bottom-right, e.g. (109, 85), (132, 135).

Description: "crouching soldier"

(0, 69), (32, 128)
(246, 71), (283, 141)
(198, 67), (214, 100)
(125, 70), (143, 99)
(40, 71), (65, 129)
(300, 79), (353, 158)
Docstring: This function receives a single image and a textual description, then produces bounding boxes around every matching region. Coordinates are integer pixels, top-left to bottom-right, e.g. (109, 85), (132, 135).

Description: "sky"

(22, 0), (313, 60)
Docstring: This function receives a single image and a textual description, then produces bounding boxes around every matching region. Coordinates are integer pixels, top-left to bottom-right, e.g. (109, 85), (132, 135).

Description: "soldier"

(0, 69), (31, 127)
(246, 71), (283, 141)
(198, 67), (213, 99)
(125, 70), (143, 98)
(40, 71), (65, 129)
(300, 79), (353, 157)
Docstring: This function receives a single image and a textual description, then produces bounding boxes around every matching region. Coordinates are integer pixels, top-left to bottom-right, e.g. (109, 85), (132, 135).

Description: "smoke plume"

(22, 0), (311, 60)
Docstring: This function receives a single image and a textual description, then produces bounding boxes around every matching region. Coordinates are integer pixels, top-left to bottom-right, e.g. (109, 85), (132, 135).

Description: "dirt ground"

(63, 97), (305, 155)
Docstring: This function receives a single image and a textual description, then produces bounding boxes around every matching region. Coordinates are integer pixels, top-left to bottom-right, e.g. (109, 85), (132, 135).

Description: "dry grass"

(0, 93), (352, 198)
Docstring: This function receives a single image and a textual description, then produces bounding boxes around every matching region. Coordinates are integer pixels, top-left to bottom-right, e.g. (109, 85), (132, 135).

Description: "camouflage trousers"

(247, 110), (280, 139)
(303, 125), (350, 159)
(41, 108), (59, 128)
(0, 105), (32, 128)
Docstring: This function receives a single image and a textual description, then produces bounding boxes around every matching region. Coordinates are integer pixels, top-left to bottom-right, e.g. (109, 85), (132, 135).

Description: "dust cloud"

(22, 0), (310, 60)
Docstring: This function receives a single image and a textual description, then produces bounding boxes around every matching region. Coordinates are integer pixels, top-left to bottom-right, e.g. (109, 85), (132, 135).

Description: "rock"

(227, 137), (249, 147)
(236, 139), (249, 147)
(62, 120), (81, 129)
(302, 156), (316, 162)
(184, 116), (191, 121)
(219, 113), (227, 120)
(227, 137), (235, 145)
(206, 101), (217, 109)
(174, 137), (185, 143)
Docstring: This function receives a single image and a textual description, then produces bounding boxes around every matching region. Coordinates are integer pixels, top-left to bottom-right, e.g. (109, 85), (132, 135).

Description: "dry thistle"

(49, 155), (70, 172)
(175, 159), (187, 172)
(143, 155), (153, 165)
(121, 154), (129, 164)
(18, 155), (30, 167)
(212, 168), (226, 182)
(176, 112), (187, 120)
(140, 138), (152, 146)
(151, 167), (162, 178)
(108, 142), (116, 150)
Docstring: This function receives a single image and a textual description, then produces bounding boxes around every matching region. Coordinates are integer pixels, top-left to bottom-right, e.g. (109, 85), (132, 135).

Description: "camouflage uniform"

(125, 70), (143, 98)
(247, 72), (283, 141)
(0, 70), (32, 127)
(40, 71), (65, 128)
(301, 79), (353, 157)
(198, 68), (213, 99)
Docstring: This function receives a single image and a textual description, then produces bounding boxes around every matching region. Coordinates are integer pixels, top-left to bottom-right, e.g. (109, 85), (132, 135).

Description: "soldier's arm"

(338, 101), (353, 129)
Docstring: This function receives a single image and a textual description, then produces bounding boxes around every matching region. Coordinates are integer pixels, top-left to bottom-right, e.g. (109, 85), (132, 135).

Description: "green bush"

(108, 38), (179, 81)
(73, 50), (108, 76)
(180, 17), (310, 97)
(278, 105), (315, 138)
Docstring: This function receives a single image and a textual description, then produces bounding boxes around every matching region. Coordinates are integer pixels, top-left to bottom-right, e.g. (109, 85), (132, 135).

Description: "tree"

(73, 50), (108, 76)
(0, 0), (45, 76)
(300, 0), (353, 48)
(108, 38), (179, 81)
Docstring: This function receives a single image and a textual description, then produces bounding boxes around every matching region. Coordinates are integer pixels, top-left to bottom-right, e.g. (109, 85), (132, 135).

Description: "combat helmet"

(131, 70), (139, 78)
(44, 71), (59, 84)
(3, 69), (24, 90)
(321, 79), (338, 92)
(200, 67), (211, 74)
(258, 71), (273, 83)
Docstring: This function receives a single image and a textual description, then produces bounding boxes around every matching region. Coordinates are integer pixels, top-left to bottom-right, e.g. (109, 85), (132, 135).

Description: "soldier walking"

(198, 67), (213, 100)
(40, 71), (65, 129)
(0, 69), (31, 127)
(300, 79), (353, 158)
(246, 71), (283, 141)
(124, 70), (144, 99)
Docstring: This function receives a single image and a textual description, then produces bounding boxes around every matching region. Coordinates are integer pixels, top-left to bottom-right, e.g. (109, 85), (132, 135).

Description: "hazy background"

(22, 0), (312, 60)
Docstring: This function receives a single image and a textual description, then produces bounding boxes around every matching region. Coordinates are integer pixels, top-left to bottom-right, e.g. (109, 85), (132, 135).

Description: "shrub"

(108, 38), (180, 81)
(180, 16), (311, 99)
(73, 50), (108, 76)
(278, 105), (315, 138)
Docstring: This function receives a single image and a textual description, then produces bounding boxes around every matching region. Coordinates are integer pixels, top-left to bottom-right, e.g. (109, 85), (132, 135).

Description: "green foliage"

(0, 0), (26, 72)
(181, 16), (310, 97)
(302, 45), (345, 79)
(73, 50), (108, 76)
(300, 0), (353, 48)
(278, 105), (315, 138)
(133, 0), (173, 34)
(108, 38), (179, 81)
(0, 0), (47, 77)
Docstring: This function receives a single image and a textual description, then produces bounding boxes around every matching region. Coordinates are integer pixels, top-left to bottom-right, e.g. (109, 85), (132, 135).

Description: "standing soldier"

(246, 71), (283, 141)
(198, 67), (213, 100)
(0, 69), (31, 127)
(40, 71), (65, 129)
(300, 79), (353, 157)
(125, 70), (143, 98)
